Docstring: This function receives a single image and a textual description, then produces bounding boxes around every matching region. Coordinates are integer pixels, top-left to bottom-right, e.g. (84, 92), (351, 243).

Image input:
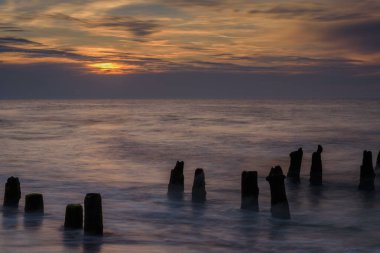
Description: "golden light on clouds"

(0, 0), (379, 75)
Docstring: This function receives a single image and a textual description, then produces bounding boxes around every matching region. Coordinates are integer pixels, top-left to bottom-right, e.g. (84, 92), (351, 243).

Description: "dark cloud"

(47, 12), (87, 23)
(323, 19), (380, 53)
(0, 25), (24, 32)
(0, 37), (42, 45)
(313, 12), (367, 22)
(231, 55), (361, 66)
(0, 44), (96, 61)
(249, 5), (368, 22)
(48, 13), (160, 38)
(98, 17), (160, 37)
(186, 60), (275, 73)
(249, 6), (324, 17)
(162, 0), (223, 7)
(108, 3), (181, 17)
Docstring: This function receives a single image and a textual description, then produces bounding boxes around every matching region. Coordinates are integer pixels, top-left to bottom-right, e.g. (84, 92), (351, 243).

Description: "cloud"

(46, 12), (86, 23)
(249, 4), (370, 22)
(249, 6), (324, 17)
(313, 12), (367, 22)
(0, 24), (24, 32)
(0, 37), (42, 45)
(0, 43), (96, 61)
(48, 13), (160, 38)
(162, 0), (224, 7)
(323, 19), (380, 53)
(107, 3), (182, 17)
(99, 17), (160, 37)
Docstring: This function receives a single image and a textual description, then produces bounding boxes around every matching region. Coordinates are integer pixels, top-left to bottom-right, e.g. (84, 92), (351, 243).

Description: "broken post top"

(360, 150), (375, 178)
(287, 147), (303, 182)
(362, 150), (374, 169)
(193, 168), (205, 187)
(85, 193), (102, 202)
(168, 161), (185, 197)
(4, 176), (21, 207)
(317, 145), (323, 154)
(311, 145), (323, 169)
(266, 166), (286, 180)
(242, 171), (258, 179)
(172, 161), (184, 175)
(169, 161), (184, 185)
(192, 168), (206, 202)
(290, 148), (303, 158)
(6, 176), (20, 184)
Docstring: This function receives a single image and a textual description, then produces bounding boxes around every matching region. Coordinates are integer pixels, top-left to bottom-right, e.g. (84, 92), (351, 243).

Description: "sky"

(0, 0), (379, 99)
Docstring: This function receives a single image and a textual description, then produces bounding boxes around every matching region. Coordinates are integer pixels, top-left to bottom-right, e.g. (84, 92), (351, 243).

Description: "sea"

(0, 99), (379, 253)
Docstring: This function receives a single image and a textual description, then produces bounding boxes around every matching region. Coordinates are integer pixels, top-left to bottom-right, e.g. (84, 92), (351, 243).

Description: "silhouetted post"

(64, 204), (83, 229)
(168, 161), (184, 198)
(241, 171), (259, 211)
(25, 193), (44, 214)
(287, 148), (303, 183)
(266, 166), (290, 219)
(3, 176), (21, 207)
(84, 193), (103, 235)
(376, 151), (380, 170)
(192, 168), (206, 202)
(310, 145), (323, 186)
(358, 150), (376, 191)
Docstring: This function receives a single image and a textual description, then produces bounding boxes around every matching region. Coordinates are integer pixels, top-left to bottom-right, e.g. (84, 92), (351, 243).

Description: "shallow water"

(0, 99), (380, 252)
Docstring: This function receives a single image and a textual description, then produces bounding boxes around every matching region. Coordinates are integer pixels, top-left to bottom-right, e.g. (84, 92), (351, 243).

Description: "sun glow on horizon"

(88, 62), (137, 74)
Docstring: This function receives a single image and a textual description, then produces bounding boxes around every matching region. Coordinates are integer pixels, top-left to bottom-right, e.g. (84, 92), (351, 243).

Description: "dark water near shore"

(0, 99), (380, 252)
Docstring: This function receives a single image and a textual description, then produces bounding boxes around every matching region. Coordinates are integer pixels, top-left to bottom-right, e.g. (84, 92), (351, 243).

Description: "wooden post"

(64, 204), (83, 229)
(84, 193), (103, 235)
(168, 161), (184, 198)
(358, 150), (376, 191)
(266, 166), (290, 219)
(310, 145), (323, 186)
(192, 168), (206, 202)
(3, 176), (21, 207)
(241, 171), (259, 211)
(287, 148), (303, 183)
(25, 193), (44, 214)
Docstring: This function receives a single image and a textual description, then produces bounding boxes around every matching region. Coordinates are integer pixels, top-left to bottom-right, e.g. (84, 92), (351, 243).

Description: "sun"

(88, 62), (126, 74)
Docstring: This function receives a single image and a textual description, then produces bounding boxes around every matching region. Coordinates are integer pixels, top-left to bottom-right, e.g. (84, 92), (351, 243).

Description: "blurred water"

(0, 99), (380, 252)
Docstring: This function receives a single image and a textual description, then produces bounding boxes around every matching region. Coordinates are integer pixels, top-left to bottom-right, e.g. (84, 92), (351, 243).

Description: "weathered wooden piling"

(358, 150), (376, 191)
(84, 193), (103, 235)
(168, 161), (184, 198)
(192, 168), (206, 202)
(287, 148), (303, 183)
(266, 166), (290, 219)
(310, 145), (323, 186)
(376, 151), (380, 170)
(64, 204), (83, 229)
(25, 193), (44, 214)
(241, 171), (259, 211)
(3, 176), (21, 207)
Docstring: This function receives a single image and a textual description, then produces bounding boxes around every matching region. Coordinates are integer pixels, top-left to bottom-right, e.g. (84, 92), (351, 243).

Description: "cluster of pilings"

(1, 146), (379, 232)
(2, 177), (103, 235)
(168, 147), (380, 219)
(168, 161), (206, 202)
(64, 193), (103, 235)
(3, 177), (43, 214)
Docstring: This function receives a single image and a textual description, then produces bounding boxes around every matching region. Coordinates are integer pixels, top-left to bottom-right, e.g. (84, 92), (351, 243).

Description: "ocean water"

(0, 99), (380, 253)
